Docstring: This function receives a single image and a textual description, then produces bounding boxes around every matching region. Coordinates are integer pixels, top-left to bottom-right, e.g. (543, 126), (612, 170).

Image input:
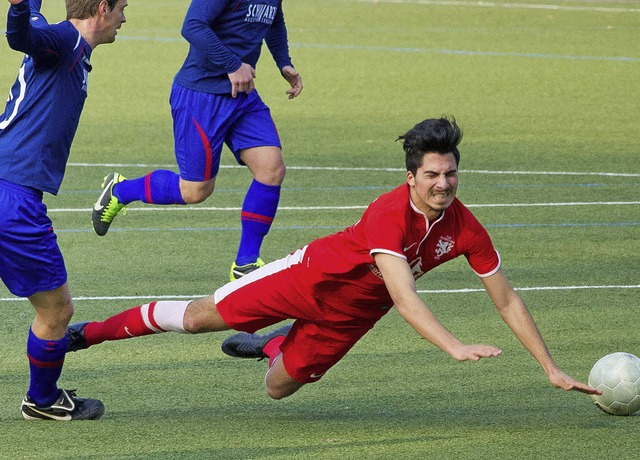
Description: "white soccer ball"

(588, 352), (640, 416)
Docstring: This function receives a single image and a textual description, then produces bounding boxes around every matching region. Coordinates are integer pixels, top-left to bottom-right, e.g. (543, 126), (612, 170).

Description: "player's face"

(406, 151), (458, 220)
(98, 0), (128, 45)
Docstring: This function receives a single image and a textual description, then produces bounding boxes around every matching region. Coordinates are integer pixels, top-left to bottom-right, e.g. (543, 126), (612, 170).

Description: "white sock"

(145, 300), (190, 333)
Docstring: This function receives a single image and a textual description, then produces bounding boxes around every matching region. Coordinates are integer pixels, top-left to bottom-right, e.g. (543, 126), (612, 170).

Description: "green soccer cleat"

(21, 389), (105, 421)
(230, 258), (265, 282)
(92, 172), (126, 236)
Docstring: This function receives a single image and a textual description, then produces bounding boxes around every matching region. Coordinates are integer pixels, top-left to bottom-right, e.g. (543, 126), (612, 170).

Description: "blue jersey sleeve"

(6, 0), (31, 50)
(264, 3), (293, 70)
(7, 0), (75, 66)
(181, 0), (243, 73)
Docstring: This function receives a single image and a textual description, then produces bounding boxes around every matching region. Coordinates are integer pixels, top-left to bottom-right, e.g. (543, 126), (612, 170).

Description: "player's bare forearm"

(481, 271), (599, 394)
(499, 302), (598, 394)
(375, 252), (502, 361)
(397, 297), (502, 361)
(481, 271), (555, 367)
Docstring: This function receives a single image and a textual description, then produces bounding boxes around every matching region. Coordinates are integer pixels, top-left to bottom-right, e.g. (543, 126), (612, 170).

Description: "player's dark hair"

(397, 116), (462, 174)
(66, 0), (120, 20)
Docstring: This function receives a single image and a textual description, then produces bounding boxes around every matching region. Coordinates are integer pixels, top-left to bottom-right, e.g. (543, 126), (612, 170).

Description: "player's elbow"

(180, 18), (207, 43)
(6, 34), (27, 53)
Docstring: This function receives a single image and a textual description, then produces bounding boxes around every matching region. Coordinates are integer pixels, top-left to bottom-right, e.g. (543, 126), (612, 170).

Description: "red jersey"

(304, 184), (501, 311)
(215, 184), (501, 382)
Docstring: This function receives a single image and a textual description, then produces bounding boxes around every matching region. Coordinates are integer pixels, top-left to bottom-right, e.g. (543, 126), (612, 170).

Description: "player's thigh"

(0, 181), (67, 298)
(280, 320), (375, 384)
(226, 91), (282, 165)
(169, 84), (235, 182)
(214, 247), (321, 332)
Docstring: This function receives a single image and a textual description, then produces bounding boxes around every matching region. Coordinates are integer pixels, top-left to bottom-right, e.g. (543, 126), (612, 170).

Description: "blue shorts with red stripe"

(169, 83), (281, 182)
(0, 179), (67, 297)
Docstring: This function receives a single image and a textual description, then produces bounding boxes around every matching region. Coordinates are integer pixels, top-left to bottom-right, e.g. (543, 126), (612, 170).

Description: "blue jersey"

(0, 0), (93, 195)
(174, 0), (293, 95)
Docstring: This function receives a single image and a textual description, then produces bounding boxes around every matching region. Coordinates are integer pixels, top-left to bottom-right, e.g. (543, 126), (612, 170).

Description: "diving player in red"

(67, 116), (600, 401)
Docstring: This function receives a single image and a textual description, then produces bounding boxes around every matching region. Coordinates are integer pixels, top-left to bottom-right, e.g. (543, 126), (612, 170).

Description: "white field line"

(48, 201), (640, 213)
(55, 163), (640, 214)
(349, 0), (640, 14)
(1, 284), (639, 302)
(68, 163), (640, 177)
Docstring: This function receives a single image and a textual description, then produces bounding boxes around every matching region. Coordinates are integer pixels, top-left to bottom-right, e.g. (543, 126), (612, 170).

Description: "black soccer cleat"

(221, 323), (292, 360)
(66, 321), (89, 352)
(21, 389), (105, 421)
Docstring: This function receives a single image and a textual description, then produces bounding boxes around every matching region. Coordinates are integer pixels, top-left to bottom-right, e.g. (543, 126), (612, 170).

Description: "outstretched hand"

(547, 368), (602, 395)
(449, 344), (503, 362)
(281, 65), (303, 99)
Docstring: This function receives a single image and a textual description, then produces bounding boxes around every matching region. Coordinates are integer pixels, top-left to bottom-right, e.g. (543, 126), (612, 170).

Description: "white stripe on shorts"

(214, 245), (308, 305)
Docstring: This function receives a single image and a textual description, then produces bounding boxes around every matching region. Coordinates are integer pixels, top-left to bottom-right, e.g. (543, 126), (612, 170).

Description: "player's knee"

(52, 298), (74, 324)
(265, 385), (291, 400)
(33, 300), (74, 336)
(251, 160), (286, 186)
(62, 303), (74, 323)
(181, 188), (213, 204)
(182, 308), (208, 333)
(262, 163), (286, 186)
(180, 179), (216, 204)
(264, 378), (304, 400)
(181, 312), (198, 333)
(272, 162), (286, 184)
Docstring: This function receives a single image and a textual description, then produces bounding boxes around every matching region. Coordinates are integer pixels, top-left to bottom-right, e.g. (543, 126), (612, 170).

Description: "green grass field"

(1, 0), (639, 458)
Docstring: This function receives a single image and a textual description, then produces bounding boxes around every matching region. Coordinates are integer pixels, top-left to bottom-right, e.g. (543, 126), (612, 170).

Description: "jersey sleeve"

(6, 1), (33, 51)
(181, 0), (244, 73)
(7, 2), (79, 66)
(363, 200), (407, 260)
(463, 220), (501, 277)
(264, 4), (293, 70)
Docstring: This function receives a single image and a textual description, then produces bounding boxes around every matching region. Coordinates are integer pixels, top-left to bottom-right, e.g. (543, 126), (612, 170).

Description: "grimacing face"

(406, 151), (458, 220)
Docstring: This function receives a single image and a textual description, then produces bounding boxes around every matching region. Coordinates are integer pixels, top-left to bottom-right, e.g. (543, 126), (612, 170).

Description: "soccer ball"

(588, 352), (640, 416)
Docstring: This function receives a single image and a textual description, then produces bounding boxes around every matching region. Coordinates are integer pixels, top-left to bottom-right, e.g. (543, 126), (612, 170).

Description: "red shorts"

(215, 247), (389, 383)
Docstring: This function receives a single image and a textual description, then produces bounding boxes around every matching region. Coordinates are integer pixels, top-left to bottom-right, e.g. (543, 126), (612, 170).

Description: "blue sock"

(235, 180), (280, 266)
(27, 328), (67, 407)
(114, 170), (186, 205)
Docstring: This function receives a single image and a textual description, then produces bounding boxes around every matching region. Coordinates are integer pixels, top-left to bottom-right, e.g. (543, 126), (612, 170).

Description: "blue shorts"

(169, 83), (281, 182)
(0, 179), (67, 297)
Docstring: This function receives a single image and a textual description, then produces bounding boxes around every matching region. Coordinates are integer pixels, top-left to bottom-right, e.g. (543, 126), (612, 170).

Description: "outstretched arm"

(6, 0), (30, 52)
(6, 0), (55, 58)
(481, 269), (600, 395)
(374, 253), (502, 361)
